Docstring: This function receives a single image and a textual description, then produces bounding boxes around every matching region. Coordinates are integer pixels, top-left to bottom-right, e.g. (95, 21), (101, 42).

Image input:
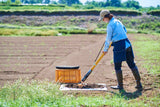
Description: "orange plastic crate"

(55, 69), (81, 83)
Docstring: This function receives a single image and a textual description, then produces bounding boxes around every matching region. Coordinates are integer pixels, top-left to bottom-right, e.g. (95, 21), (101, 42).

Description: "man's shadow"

(109, 89), (142, 100)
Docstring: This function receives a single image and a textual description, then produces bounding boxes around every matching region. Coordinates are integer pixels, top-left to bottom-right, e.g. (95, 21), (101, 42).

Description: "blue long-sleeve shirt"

(103, 17), (130, 52)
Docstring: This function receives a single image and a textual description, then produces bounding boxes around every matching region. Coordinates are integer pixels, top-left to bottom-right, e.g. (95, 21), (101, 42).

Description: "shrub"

(147, 10), (160, 16)
(137, 30), (148, 34)
(156, 29), (160, 33)
(6, 0), (12, 5)
(15, 0), (21, 5)
(58, 29), (88, 34)
(48, 4), (66, 7)
(83, 5), (95, 9)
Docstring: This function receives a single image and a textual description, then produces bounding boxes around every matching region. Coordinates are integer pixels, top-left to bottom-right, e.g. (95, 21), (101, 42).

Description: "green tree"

(23, 0), (43, 4)
(85, 0), (109, 7)
(123, 0), (141, 9)
(11, 0), (15, 2)
(44, 0), (50, 4)
(15, 0), (21, 5)
(58, 0), (65, 4)
(105, 0), (111, 6)
(6, 0), (12, 5)
(58, 0), (81, 6)
(110, 0), (121, 7)
(30, 0), (36, 4)
(51, 1), (57, 4)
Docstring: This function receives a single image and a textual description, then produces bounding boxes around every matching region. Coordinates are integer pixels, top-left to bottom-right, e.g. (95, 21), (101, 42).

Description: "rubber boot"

(131, 66), (143, 90)
(111, 70), (123, 90)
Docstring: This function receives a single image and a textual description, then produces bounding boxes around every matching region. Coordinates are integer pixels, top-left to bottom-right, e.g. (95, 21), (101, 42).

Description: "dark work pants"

(114, 47), (136, 73)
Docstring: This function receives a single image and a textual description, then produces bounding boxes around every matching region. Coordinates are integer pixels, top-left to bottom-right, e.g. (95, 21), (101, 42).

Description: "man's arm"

(103, 25), (112, 52)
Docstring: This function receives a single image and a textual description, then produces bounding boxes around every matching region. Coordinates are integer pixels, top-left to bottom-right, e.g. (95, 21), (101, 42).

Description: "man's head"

(99, 10), (113, 23)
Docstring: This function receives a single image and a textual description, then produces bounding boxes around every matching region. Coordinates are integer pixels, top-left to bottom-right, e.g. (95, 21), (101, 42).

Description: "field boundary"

(0, 10), (142, 16)
(147, 10), (160, 16)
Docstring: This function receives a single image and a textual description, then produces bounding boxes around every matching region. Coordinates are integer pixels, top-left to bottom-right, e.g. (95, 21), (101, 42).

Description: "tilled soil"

(0, 34), (151, 94)
(0, 34), (103, 86)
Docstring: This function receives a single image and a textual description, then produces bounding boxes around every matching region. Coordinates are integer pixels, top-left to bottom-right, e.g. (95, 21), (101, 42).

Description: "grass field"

(133, 34), (160, 74)
(0, 79), (159, 107)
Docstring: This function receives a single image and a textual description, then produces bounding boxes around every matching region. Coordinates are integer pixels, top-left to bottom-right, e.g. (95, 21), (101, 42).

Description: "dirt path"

(0, 34), (144, 92)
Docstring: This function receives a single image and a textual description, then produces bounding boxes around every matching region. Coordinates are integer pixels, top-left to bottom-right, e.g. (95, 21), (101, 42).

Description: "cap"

(99, 10), (110, 22)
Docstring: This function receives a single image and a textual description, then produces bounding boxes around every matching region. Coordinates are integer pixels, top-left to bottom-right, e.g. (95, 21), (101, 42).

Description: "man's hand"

(102, 51), (108, 55)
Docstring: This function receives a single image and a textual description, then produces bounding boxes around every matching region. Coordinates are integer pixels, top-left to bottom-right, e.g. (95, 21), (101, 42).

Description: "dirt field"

(0, 34), (150, 93)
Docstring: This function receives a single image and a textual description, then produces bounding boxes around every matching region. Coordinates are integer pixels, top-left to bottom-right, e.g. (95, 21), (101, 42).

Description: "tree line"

(1, 0), (159, 9)
(83, 0), (141, 9)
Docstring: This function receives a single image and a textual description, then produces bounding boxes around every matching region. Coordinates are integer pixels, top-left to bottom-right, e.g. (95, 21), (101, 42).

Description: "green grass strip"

(0, 79), (159, 107)
(133, 34), (160, 74)
(0, 28), (58, 36)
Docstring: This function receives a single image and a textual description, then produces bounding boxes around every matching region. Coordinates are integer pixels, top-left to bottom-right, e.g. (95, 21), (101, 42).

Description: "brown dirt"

(0, 34), (154, 95)
(66, 83), (105, 88)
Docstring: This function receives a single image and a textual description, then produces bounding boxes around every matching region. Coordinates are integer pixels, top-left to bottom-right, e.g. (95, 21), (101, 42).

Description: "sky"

(80, 0), (160, 7)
